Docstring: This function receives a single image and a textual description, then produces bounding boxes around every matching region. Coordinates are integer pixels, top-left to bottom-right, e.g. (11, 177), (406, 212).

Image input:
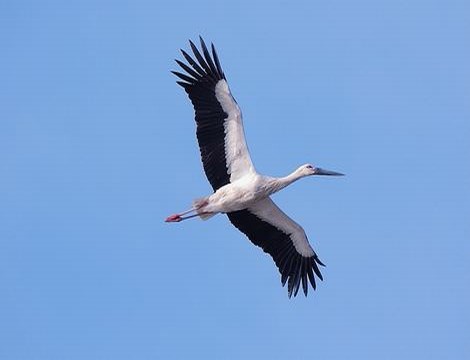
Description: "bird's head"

(299, 163), (345, 177)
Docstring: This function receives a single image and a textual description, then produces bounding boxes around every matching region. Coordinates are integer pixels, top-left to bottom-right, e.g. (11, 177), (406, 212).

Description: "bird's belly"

(207, 183), (264, 213)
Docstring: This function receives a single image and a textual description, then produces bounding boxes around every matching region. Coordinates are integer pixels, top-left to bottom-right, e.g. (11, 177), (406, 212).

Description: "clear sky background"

(1, 0), (469, 359)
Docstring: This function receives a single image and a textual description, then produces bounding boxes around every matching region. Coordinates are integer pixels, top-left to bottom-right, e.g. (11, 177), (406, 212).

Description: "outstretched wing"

(172, 37), (255, 191)
(227, 198), (324, 298)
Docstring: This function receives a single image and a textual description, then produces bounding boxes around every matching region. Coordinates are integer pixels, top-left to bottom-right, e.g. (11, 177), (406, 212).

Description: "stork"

(166, 37), (344, 298)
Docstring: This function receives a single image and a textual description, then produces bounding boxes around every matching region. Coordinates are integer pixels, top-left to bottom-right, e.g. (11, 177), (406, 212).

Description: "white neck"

(266, 168), (305, 195)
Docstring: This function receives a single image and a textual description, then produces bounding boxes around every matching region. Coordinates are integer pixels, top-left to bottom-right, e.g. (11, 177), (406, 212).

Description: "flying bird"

(166, 37), (344, 298)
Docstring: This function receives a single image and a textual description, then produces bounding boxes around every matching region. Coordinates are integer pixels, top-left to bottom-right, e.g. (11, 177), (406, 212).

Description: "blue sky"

(1, 0), (469, 359)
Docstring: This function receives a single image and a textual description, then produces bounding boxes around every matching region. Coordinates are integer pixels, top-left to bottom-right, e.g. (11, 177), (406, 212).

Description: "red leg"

(165, 214), (182, 222)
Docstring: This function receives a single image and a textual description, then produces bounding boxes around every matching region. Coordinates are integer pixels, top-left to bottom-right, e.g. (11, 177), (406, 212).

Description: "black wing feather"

(211, 43), (225, 79)
(227, 209), (324, 298)
(173, 38), (231, 191)
(189, 40), (214, 79)
(199, 36), (219, 78)
(180, 49), (206, 76)
(171, 71), (195, 83)
(175, 59), (202, 80)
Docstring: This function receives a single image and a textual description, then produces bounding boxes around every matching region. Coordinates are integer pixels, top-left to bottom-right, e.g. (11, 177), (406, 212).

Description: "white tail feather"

(192, 197), (215, 221)
(198, 212), (216, 220)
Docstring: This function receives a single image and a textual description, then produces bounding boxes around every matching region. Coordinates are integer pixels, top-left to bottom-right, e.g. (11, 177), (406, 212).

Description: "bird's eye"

(306, 165), (314, 169)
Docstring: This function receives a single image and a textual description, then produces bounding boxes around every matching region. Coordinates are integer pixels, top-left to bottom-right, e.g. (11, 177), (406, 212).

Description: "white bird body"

(166, 37), (344, 297)
(199, 166), (311, 214)
(202, 174), (265, 213)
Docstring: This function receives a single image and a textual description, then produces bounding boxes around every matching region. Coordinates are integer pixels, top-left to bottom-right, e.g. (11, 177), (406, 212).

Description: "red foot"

(165, 214), (182, 223)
